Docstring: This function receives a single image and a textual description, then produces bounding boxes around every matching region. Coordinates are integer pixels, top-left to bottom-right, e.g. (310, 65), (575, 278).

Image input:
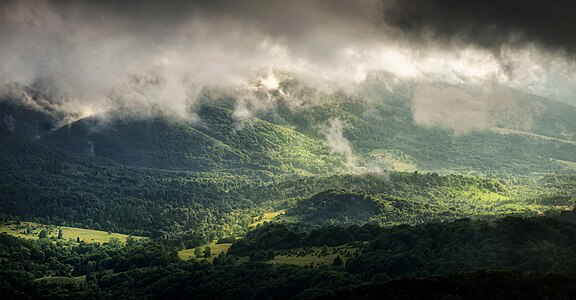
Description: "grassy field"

(491, 127), (576, 145)
(178, 242), (233, 262)
(368, 149), (418, 172)
(0, 222), (146, 244)
(268, 245), (359, 267)
(249, 210), (286, 228)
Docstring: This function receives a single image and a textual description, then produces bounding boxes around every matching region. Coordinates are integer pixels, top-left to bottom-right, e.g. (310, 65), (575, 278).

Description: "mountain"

(239, 78), (576, 178)
(41, 114), (246, 172)
(0, 95), (60, 140)
(3, 78), (574, 179)
(1, 80), (575, 300)
(40, 105), (344, 176)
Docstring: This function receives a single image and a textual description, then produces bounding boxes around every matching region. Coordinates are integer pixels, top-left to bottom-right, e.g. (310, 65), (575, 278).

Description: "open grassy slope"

(178, 242), (233, 262)
(0, 221), (146, 244)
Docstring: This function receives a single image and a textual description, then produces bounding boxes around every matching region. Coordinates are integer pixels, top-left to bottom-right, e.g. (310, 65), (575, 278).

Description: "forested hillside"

(40, 105), (344, 176)
(1, 78), (575, 299)
(0, 134), (260, 240)
(3, 131), (573, 240)
(239, 81), (576, 178)
(4, 213), (576, 299)
(0, 65), (574, 300)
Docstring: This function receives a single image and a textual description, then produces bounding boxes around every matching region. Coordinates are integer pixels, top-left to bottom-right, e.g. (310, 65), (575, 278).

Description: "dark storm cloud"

(1, 0), (575, 118)
(26, 0), (383, 42)
(0, 0), (389, 118)
(383, 0), (576, 53)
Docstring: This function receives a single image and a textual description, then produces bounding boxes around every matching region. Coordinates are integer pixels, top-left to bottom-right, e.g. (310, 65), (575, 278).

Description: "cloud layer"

(1, 0), (575, 121)
(383, 0), (576, 54)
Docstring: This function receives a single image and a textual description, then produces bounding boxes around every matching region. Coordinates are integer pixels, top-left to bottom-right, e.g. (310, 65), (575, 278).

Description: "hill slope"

(0, 134), (257, 238)
(40, 105), (344, 176)
(235, 78), (576, 178)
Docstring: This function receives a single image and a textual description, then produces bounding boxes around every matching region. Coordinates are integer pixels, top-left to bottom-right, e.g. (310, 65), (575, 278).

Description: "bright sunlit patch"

(79, 105), (95, 118)
(260, 70), (279, 90)
(375, 48), (421, 78)
(446, 48), (501, 80)
(385, 47), (503, 83)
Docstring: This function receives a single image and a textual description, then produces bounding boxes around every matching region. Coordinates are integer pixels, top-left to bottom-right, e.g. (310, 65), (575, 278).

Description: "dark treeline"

(0, 212), (576, 299)
(232, 211), (576, 281)
(4, 212), (576, 299)
(315, 271), (576, 300)
(40, 105), (343, 176)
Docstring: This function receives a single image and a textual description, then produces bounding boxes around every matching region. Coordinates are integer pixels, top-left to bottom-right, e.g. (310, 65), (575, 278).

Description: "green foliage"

(0, 134), (260, 240)
(291, 190), (387, 226)
(317, 271), (576, 300)
(332, 255), (343, 267)
(203, 246), (211, 258)
(4, 211), (576, 299)
(268, 172), (573, 227)
(194, 247), (203, 258)
(231, 211), (576, 281)
(38, 229), (48, 239)
(40, 105), (344, 176)
(242, 82), (576, 179)
(1, 79), (575, 299)
(346, 214), (576, 280)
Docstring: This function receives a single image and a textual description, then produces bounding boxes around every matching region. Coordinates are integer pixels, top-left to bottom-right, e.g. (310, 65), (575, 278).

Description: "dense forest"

(4, 212), (576, 299)
(1, 66), (575, 299)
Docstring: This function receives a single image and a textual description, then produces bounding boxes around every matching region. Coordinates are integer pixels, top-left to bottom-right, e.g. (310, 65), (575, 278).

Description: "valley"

(2, 1), (576, 298)
(1, 78), (575, 299)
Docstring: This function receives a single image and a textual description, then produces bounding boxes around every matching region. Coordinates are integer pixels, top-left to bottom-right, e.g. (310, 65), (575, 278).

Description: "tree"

(38, 229), (48, 239)
(203, 246), (212, 258)
(194, 247), (203, 258)
(108, 237), (121, 249)
(127, 235), (136, 247)
(57, 228), (63, 239)
(333, 255), (343, 267)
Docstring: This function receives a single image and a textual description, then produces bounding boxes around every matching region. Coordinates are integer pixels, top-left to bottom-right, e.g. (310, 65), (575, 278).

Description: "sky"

(1, 0), (575, 119)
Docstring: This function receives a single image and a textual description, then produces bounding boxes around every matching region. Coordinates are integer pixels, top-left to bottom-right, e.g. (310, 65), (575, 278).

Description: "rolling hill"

(241, 78), (576, 178)
(40, 105), (344, 176)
